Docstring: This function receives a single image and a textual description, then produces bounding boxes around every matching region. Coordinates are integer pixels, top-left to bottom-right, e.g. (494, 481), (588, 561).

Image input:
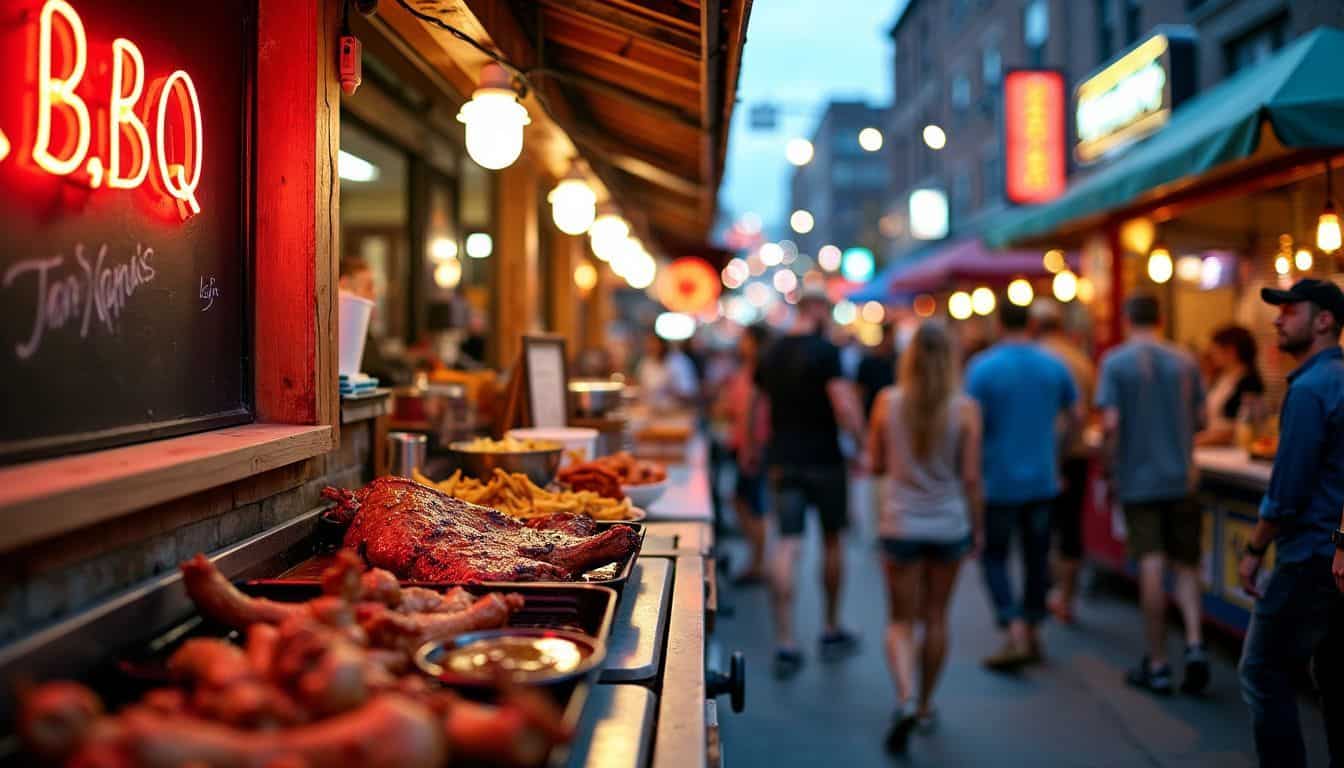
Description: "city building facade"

(787, 101), (890, 259)
(883, 0), (1344, 261)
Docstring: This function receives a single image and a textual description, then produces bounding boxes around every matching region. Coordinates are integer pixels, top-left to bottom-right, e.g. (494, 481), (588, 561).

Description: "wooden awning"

(376, 0), (752, 261)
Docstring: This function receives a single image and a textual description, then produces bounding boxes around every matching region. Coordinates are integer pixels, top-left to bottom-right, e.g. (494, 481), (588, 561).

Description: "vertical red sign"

(1004, 70), (1066, 205)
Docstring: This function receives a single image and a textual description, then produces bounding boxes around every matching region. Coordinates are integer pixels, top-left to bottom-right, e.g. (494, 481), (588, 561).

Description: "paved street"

(710, 480), (1331, 767)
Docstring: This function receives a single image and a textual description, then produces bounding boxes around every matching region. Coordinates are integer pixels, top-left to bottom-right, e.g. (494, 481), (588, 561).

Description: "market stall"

(985, 27), (1344, 635)
(0, 0), (750, 764)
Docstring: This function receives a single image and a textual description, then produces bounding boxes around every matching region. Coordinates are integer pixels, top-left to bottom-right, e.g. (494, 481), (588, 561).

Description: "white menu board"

(524, 336), (568, 427)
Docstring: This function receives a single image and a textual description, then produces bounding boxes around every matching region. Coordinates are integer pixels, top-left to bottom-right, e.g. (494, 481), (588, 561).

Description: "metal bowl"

(415, 627), (605, 687)
(568, 379), (625, 417)
(449, 443), (563, 487)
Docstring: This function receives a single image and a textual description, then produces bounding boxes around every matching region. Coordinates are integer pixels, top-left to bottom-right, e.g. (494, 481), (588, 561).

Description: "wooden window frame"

(0, 0), (341, 553)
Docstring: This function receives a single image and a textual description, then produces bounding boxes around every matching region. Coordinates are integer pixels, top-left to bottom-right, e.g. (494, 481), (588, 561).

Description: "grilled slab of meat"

(333, 477), (640, 583)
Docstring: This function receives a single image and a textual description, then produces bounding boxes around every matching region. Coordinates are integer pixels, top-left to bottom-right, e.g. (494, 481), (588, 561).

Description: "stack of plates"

(339, 373), (379, 397)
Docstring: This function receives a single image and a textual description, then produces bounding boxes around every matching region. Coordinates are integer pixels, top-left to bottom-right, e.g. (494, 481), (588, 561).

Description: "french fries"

(413, 468), (636, 521)
(455, 436), (562, 452)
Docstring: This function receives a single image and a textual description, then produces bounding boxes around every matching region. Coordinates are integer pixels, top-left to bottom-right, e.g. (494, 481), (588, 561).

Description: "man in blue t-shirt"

(1097, 295), (1208, 696)
(966, 300), (1078, 671)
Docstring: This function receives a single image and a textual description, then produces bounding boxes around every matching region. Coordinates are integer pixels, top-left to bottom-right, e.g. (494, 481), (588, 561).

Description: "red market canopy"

(882, 238), (1077, 295)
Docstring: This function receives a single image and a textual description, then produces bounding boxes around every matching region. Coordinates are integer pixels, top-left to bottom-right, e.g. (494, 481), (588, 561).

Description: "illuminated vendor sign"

(0, 0), (255, 463)
(1074, 28), (1196, 163)
(1004, 70), (1066, 204)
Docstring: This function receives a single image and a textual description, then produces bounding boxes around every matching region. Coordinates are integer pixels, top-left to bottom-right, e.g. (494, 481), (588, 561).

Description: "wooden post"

(548, 227), (581, 350)
(491, 156), (540, 369)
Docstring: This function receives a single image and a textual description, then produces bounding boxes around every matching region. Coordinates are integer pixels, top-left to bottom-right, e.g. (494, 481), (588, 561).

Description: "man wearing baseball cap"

(1237, 278), (1344, 767)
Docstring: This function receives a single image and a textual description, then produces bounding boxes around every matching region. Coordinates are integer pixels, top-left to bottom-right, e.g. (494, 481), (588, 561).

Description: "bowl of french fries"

(413, 467), (643, 521)
(449, 436), (564, 487)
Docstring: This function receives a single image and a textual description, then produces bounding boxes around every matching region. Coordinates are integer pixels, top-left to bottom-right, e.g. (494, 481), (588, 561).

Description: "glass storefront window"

(339, 120), (409, 343)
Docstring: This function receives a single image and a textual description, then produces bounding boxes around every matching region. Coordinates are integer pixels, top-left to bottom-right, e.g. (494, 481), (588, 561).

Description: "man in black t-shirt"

(756, 289), (866, 679)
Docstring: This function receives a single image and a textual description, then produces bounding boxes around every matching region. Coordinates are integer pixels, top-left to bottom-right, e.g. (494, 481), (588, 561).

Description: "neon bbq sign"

(5, 0), (204, 217)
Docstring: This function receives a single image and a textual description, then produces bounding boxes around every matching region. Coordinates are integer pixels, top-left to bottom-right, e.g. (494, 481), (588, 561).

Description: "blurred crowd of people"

(651, 280), (1342, 766)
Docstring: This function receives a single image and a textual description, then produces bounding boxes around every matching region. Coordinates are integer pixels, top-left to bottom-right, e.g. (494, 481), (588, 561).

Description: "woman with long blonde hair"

(866, 321), (984, 755)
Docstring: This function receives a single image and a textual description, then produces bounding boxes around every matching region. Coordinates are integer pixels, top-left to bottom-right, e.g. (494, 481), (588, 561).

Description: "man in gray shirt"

(1096, 295), (1207, 696)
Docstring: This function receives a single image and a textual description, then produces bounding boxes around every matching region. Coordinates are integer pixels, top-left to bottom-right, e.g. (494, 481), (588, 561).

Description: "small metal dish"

(449, 443), (564, 487)
(415, 627), (605, 687)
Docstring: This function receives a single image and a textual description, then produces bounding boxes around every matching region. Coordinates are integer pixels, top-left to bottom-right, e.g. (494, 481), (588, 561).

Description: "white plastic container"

(338, 291), (375, 376)
(507, 427), (600, 463)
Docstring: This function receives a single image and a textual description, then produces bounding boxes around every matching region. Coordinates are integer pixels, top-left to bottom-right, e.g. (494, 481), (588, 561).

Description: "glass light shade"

(549, 176), (597, 235)
(588, 213), (629, 261)
(1147, 247), (1173, 284)
(458, 88), (530, 170)
(1052, 270), (1078, 302)
(1007, 278), (1034, 307)
(971, 286), (996, 316)
(1318, 205), (1342, 253)
(626, 250), (657, 289)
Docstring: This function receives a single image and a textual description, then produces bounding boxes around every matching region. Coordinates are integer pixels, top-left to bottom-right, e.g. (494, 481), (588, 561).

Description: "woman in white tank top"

(866, 321), (983, 755)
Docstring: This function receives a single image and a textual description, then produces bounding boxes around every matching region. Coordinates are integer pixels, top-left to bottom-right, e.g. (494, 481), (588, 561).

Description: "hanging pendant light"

(548, 165), (597, 235)
(589, 206), (629, 262)
(1318, 161), (1341, 254)
(457, 62), (530, 170)
(1147, 244), (1173, 284)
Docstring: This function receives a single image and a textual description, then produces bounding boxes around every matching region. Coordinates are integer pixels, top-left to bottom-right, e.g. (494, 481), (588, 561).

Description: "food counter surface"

(1195, 447), (1272, 491)
(645, 436), (713, 523)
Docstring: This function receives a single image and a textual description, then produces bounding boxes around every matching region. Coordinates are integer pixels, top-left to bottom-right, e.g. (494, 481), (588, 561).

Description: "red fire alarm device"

(339, 34), (362, 95)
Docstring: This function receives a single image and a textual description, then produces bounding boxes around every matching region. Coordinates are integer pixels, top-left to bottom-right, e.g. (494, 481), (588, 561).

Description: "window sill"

(0, 423), (334, 552)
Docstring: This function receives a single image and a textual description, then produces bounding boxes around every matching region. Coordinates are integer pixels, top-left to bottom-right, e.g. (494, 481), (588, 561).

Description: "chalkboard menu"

(0, 0), (256, 463)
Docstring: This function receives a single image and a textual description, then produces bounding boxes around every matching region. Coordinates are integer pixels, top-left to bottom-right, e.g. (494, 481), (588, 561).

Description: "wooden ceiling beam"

(602, 0), (701, 32)
(541, 10), (700, 85)
(537, 0), (701, 56)
(569, 130), (702, 199)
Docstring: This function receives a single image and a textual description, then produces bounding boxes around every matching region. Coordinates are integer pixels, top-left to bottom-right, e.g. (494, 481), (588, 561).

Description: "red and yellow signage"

(1004, 70), (1066, 205)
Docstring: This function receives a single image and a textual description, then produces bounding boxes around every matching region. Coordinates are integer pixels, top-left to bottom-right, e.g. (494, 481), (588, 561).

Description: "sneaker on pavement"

(819, 629), (860, 661)
(1126, 657), (1174, 695)
(982, 640), (1033, 672)
(772, 648), (804, 680)
(883, 706), (919, 755)
(1182, 644), (1211, 695)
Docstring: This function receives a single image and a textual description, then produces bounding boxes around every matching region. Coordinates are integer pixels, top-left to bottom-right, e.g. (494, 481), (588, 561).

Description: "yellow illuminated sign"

(1075, 34), (1172, 163)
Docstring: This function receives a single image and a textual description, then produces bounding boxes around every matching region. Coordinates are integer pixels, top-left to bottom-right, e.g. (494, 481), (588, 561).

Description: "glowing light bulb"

(1295, 248), (1314, 272)
(548, 172), (596, 235)
(589, 209), (629, 261)
(858, 127), (883, 152)
(655, 312), (695, 341)
(759, 243), (784, 267)
(789, 209), (815, 234)
(1175, 255), (1203, 283)
(922, 124), (946, 150)
(1077, 277), (1096, 304)
(818, 245), (842, 272)
(465, 232), (493, 259)
(913, 294), (936, 318)
(1052, 270), (1078, 302)
(971, 286), (996, 316)
(429, 237), (458, 262)
(1317, 202), (1341, 253)
(785, 138), (814, 166)
(574, 262), (598, 293)
(1275, 255), (1291, 276)
(861, 301), (885, 324)
(832, 300), (857, 325)
(1007, 279), (1034, 307)
(948, 291), (973, 320)
(773, 270), (798, 293)
(1147, 246), (1173, 284)
(1042, 249), (1066, 274)
(457, 63), (530, 170)
(434, 258), (462, 288)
